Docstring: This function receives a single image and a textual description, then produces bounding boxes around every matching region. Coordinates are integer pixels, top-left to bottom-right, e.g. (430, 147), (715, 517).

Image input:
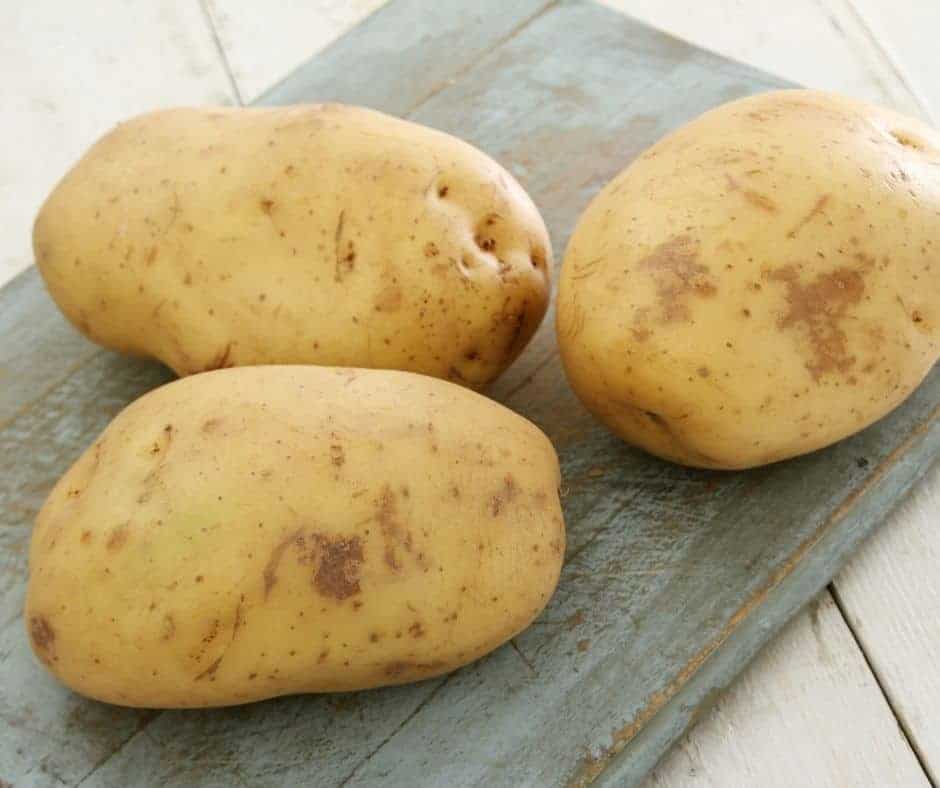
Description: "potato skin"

(557, 90), (939, 469)
(33, 104), (551, 387)
(25, 367), (564, 708)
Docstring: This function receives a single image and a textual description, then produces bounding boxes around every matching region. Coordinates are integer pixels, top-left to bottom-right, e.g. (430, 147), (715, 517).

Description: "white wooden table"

(3, 2), (937, 785)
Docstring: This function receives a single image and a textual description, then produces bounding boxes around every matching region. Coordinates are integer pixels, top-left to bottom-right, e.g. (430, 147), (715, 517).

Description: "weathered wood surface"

(0, 1), (937, 786)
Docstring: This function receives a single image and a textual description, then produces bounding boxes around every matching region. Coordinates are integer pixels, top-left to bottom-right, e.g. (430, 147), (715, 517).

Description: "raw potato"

(33, 104), (551, 387)
(25, 366), (565, 708)
(557, 90), (939, 469)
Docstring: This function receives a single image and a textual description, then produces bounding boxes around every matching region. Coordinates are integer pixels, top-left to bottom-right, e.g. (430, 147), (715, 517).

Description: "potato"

(25, 366), (564, 708)
(557, 89), (939, 469)
(33, 104), (551, 387)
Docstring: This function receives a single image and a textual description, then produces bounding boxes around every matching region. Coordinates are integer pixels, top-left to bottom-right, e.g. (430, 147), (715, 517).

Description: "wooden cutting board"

(1, 1), (937, 785)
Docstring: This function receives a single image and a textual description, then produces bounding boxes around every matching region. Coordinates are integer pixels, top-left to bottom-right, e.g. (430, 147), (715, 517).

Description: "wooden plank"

(2, 2), (937, 786)
(255, 0), (554, 113)
(643, 595), (930, 788)
(599, 0), (926, 119)
(0, 0), (235, 287)
(204, 0), (388, 103)
(832, 461), (940, 783)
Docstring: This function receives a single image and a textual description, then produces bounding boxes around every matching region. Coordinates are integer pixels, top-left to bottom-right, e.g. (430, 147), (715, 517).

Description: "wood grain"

(833, 461), (940, 784)
(600, 0), (926, 118)
(644, 595), (930, 788)
(205, 0), (388, 103)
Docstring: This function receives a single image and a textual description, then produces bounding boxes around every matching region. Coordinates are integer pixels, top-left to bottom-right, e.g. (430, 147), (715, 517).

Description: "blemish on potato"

(637, 235), (717, 325)
(195, 656), (223, 681)
(764, 264), (866, 380)
(490, 474), (517, 516)
(330, 444), (345, 467)
(408, 622), (425, 638)
(384, 659), (444, 678)
(106, 525), (129, 551)
(161, 614), (176, 641)
(29, 616), (55, 663)
(309, 534), (364, 600)
(333, 210), (357, 281)
(263, 528), (303, 598)
(202, 417), (222, 433)
(787, 194), (831, 238)
(697, 366), (711, 378)
(375, 484), (427, 571)
(373, 284), (403, 312)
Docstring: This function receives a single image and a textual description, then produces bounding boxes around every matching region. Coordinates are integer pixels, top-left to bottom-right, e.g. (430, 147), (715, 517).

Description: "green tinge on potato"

(33, 104), (552, 388)
(25, 366), (565, 708)
(557, 89), (939, 469)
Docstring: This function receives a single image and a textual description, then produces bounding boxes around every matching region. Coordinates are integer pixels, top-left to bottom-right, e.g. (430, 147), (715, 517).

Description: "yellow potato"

(558, 90), (939, 469)
(25, 366), (564, 708)
(33, 104), (551, 387)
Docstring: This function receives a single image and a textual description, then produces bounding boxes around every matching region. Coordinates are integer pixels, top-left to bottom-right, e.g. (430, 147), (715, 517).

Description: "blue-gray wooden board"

(1, 1), (937, 786)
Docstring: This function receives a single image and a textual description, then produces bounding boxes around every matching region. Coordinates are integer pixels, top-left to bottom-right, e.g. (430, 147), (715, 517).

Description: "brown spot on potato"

(408, 622), (426, 638)
(146, 246), (158, 265)
(309, 534), (364, 600)
(787, 194), (830, 238)
(106, 525), (129, 551)
(424, 241), (439, 257)
(260, 199), (275, 215)
(80, 530), (93, 545)
(29, 616), (55, 663)
(374, 284), (403, 312)
(330, 444), (345, 467)
(637, 235), (716, 325)
(697, 366), (710, 378)
(764, 264), (866, 380)
(384, 659), (444, 678)
(437, 185), (449, 198)
(491, 474), (517, 516)
(161, 614), (176, 640)
(202, 417), (223, 433)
